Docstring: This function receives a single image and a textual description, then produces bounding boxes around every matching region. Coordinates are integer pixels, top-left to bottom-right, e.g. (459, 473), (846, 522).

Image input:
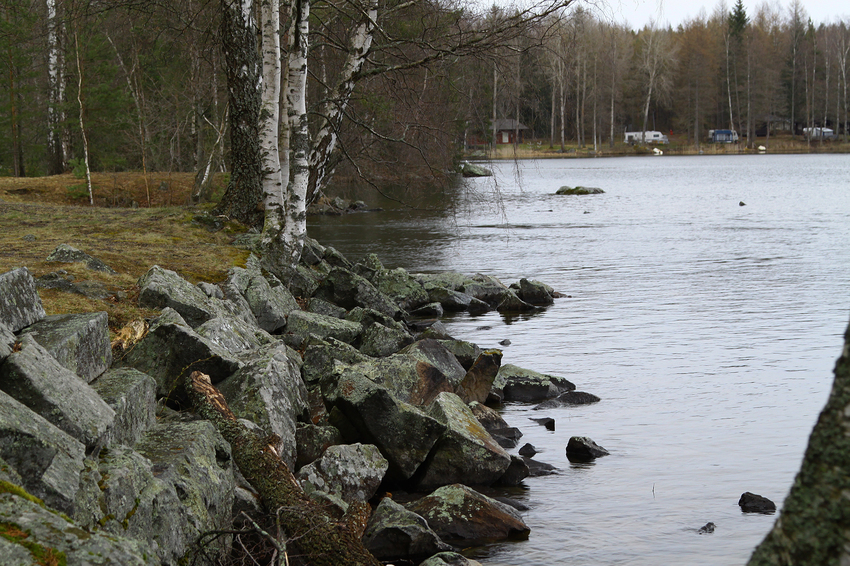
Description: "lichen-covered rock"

(0, 336), (114, 449)
(217, 343), (309, 468)
(135, 420), (235, 562)
(495, 288), (536, 313)
(120, 307), (243, 399)
(295, 422), (342, 470)
(344, 354), (454, 407)
(138, 265), (222, 327)
(407, 484), (530, 543)
(534, 390), (600, 409)
(555, 186), (604, 195)
(90, 368), (157, 447)
(0, 267), (45, 332)
(195, 315), (276, 354)
(46, 243), (117, 273)
(468, 402), (509, 432)
(0, 491), (152, 565)
(460, 162), (493, 177)
(297, 443), (388, 503)
(74, 444), (189, 564)
(414, 392), (511, 490)
(285, 310), (363, 346)
(515, 278), (555, 306)
(424, 284), (479, 312)
(315, 267), (402, 320)
(372, 267), (430, 312)
(493, 364), (575, 402)
(418, 552), (484, 566)
(302, 337), (371, 388)
(0, 389), (85, 514)
(362, 497), (452, 561)
(496, 455), (530, 487)
(399, 340), (467, 389)
(263, 261), (324, 298)
(20, 311), (112, 382)
(359, 323), (415, 358)
(436, 339), (481, 371)
(242, 255), (300, 332)
(323, 369), (445, 481)
(455, 350), (502, 405)
(0, 322), (14, 361)
(566, 436), (610, 461)
(307, 297), (347, 318)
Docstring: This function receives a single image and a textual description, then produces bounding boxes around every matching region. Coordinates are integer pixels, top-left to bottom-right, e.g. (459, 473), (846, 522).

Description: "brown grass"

(0, 172), (248, 332)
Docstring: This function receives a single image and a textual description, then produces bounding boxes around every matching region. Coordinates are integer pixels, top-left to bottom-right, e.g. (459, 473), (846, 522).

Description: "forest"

(0, 0), (848, 191)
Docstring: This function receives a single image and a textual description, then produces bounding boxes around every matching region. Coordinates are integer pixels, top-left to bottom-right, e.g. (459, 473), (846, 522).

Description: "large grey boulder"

(436, 339), (481, 371)
(324, 369), (445, 481)
(295, 422), (342, 470)
(424, 284), (486, 313)
(138, 265), (222, 327)
(217, 343), (309, 468)
(74, 444), (190, 564)
(120, 308), (243, 399)
(372, 267), (430, 312)
(285, 310), (363, 346)
(90, 368), (157, 447)
(242, 256), (300, 332)
(0, 267), (46, 332)
(20, 312), (112, 382)
(0, 322), (14, 361)
(302, 337), (371, 388)
(407, 484), (530, 543)
(0, 491), (152, 565)
(493, 364), (575, 402)
(135, 421), (235, 562)
(460, 162), (493, 177)
(315, 267), (403, 320)
(362, 497), (452, 561)
(413, 392), (511, 490)
(0, 389), (85, 514)
(297, 443), (388, 503)
(555, 186), (604, 195)
(515, 278), (555, 306)
(359, 323), (415, 358)
(0, 336), (114, 449)
(344, 355), (454, 407)
(399, 340), (467, 389)
(195, 314), (276, 355)
(46, 243), (117, 273)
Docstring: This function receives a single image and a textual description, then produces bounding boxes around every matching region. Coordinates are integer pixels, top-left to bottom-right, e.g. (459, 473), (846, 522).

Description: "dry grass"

(0, 172), (249, 331)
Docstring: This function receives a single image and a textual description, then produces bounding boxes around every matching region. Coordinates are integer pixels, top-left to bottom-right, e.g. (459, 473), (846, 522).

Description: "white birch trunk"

(73, 30), (93, 205)
(259, 0), (283, 245)
(306, 0), (376, 201)
(47, 0), (66, 174)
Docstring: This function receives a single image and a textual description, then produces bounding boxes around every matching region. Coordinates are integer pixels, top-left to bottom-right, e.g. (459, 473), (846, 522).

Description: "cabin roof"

(492, 119), (530, 131)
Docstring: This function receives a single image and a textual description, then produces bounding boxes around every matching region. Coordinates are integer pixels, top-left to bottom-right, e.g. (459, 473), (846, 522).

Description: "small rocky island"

(0, 239), (600, 565)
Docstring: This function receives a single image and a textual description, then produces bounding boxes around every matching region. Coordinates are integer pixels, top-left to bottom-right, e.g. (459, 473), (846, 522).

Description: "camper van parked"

(624, 131), (669, 145)
(803, 127), (835, 140)
(708, 129), (739, 143)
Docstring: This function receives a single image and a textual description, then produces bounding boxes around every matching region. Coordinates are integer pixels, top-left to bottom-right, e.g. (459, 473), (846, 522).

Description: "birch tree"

(637, 21), (677, 143)
(46, 0), (66, 174)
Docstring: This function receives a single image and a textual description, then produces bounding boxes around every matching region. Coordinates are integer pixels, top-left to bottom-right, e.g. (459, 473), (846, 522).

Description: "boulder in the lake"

(407, 483), (530, 543)
(496, 455), (530, 487)
(455, 349), (502, 404)
(523, 457), (559, 476)
(514, 278), (556, 306)
(738, 492), (776, 514)
(698, 522), (716, 534)
(493, 364), (575, 402)
(555, 186), (605, 195)
(419, 552), (484, 566)
(468, 401), (510, 432)
(535, 389), (600, 409)
(413, 392), (511, 490)
(530, 417), (556, 430)
(566, 436), (610, 461)
(362, 497), (452, 561)
(461, 162), (493, 178)
(518, 443), (537, 457)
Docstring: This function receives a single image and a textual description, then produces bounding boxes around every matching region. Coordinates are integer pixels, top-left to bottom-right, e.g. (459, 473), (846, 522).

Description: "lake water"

(308, 154), (850, 565)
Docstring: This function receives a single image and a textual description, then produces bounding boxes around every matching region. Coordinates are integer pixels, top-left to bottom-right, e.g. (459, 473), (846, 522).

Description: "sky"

(589, 0), (849, 30)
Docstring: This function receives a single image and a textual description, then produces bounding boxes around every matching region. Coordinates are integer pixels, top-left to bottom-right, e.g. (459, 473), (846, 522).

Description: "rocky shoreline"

(0, 239), (602, 566)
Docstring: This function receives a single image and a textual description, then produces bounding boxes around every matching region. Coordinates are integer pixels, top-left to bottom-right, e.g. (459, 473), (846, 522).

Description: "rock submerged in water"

(566, 436), (610, 461)
(555, 186), (605, 195)
(460, 162), (493, 178)
(738, 492), (776, 514)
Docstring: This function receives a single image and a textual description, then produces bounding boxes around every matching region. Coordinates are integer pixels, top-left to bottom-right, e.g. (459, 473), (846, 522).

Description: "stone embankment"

(0, 238), (599, 565)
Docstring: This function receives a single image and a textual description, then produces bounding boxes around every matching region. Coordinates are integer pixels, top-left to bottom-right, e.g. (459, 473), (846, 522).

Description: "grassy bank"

(0, 172), (249, 331)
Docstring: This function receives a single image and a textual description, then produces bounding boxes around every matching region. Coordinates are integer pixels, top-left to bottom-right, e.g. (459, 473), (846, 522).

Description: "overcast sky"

(596, 0), (849, 30)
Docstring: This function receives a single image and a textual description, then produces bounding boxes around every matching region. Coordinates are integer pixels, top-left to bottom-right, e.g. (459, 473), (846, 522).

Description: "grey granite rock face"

(242, 255), (300, 332)
(301, 337), (370, 388)
(135, 421), (235, 562)
(285, 310), (363, 346)
(315, 267), (403, 320)
(0, 322), (14, 361)
(218, 343), (309, 468)
(21, 312), (112, 382)
(0, 268), (46, 332)
(0, 389), (86, 514)
(195, 315), (276, 355)
(0, 492), (152, 565)
(0, 336), (115, 449)
(297, 443), (388, 503)
(90, 368), (157, 447)
(362, 497), (452, 561)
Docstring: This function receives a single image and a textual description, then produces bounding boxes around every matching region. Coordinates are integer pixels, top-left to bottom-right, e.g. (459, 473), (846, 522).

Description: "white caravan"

(624, 131), (669, 144)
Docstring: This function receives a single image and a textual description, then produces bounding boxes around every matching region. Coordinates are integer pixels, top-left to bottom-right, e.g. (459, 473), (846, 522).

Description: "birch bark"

(46, 0), (66, 174)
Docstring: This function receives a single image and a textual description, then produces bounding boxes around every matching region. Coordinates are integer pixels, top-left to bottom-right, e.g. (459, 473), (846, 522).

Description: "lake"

(308, 153), (850, 565)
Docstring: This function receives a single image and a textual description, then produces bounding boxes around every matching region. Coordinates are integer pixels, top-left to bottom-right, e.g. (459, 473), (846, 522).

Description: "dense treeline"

(0, 0), (847, 186)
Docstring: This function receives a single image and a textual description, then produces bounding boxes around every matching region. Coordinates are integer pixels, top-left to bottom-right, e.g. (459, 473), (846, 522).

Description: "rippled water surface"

(309, 154), (850, 565)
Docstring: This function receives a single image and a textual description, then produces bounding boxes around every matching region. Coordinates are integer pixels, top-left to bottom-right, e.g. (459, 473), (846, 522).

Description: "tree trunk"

(747, 320), (850, 566)
(184, 371), (381, 566)
(73, 30), (92, 205)
(46, 0), (65, 175)
(214, 0), (264, 228)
